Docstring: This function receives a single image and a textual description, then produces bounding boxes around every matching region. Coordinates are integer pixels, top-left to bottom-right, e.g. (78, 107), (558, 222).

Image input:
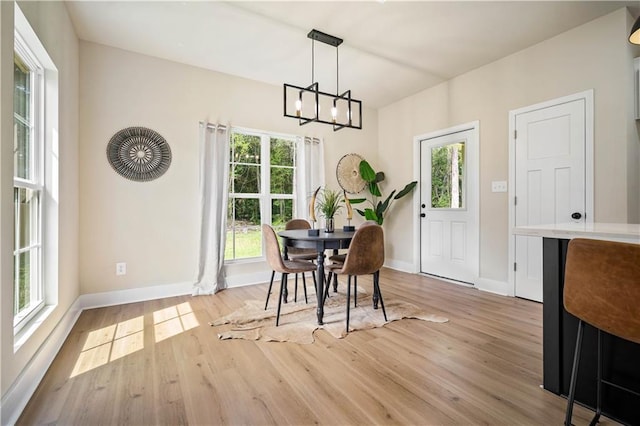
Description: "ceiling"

(65, 1), (637, 109)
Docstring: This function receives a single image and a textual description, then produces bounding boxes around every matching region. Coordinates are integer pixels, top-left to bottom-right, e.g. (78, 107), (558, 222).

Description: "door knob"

(421, 203), (426, 208)
(571, 212), (582, 220)
(420, 213), (426, 218)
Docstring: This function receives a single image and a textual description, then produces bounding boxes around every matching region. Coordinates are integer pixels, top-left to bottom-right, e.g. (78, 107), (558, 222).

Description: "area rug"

(209, 287), (448, 344)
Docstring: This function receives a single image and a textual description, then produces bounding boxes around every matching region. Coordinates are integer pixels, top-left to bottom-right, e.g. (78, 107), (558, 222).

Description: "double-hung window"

(226, 128), (297, 261)
(13, 35), (44, 331)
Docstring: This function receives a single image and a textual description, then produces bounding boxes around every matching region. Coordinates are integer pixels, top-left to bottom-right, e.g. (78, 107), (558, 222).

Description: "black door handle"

(420, 213), (426, 218)
(571, 212), (582, 220)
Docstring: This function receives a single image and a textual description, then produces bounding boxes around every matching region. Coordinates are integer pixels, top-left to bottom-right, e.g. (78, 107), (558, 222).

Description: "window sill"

(14, 304), (56, 353)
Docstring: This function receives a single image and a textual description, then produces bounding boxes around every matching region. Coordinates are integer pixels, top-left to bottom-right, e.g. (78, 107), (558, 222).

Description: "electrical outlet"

(491, 181), (508, 193)
(116, 262), (127, 276)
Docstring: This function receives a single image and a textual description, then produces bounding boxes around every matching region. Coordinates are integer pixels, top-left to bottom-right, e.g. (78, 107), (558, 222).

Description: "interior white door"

(514, 99), (586, 302)
(419, 127), (478, 284)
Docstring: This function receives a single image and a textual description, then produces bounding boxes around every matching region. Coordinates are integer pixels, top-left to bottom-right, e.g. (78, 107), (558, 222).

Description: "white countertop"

(513, 222), (640, 243)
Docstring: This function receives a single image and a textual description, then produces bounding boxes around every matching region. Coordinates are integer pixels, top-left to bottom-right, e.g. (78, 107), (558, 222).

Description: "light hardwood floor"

(18, 269), (618, 425)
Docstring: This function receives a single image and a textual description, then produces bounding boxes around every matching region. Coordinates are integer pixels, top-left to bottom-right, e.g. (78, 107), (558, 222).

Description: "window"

(226, 129), (297, 261)
(13, 36), (44, 330)
(431, 142), (465, 209)
(13, 4), (59, 342)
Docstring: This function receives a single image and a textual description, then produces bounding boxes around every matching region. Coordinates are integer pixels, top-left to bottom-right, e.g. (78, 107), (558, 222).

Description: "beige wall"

(378, 8), (640, 285)
(1, 0), (79, 398)
(78, 41), (378, 295)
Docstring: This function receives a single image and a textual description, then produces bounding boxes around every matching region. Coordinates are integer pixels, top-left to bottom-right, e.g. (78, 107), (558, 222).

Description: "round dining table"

(277, 229), (354, 325)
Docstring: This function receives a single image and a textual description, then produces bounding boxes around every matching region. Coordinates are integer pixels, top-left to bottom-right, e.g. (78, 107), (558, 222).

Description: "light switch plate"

(491, 181), (508, 193)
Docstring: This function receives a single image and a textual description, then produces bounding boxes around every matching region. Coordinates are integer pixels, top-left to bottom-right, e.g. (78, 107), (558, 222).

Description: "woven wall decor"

(106, 126), (172, 182)
(336, 153), (366, 193)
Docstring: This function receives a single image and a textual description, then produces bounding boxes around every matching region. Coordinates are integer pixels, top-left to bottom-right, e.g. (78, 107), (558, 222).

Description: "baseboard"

(1, 298), (83, 426)
(383, 258), (415, 273)
(476, 277), (512, 296)
(78, 281), (194, 309)
(226, 270), (271, 288)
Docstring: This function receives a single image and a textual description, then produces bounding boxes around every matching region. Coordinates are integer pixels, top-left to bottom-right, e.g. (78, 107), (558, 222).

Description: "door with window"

(512, 94), (589, 302)
(418, 124), (479, 284)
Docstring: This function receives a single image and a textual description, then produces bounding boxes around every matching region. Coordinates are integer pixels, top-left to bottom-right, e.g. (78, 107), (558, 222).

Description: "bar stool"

(563, 238), (640, 426)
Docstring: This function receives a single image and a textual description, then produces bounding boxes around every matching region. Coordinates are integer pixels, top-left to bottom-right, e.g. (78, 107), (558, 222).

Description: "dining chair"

(563, 238), (640, 426)
(262, 224), (318, 326)
(326, 220), (378, 297)
(326, 223), (387, 333)
(264, 219), (318, 307)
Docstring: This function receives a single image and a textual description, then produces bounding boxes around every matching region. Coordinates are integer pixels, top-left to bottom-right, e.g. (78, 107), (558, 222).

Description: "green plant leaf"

(347, 198), (367, 204)
(364, 208), (378, 222)
(394, 181), (417, 199)
(355, 208), (366, 217)
(368, 182), (382, 197)
(359, 160), (377, 183)
(380, 190), (396, 214)
(375, 172), (385, 183)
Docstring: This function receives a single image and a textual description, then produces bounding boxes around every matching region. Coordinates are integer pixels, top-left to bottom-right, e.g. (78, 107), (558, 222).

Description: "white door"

(513, 96), (589, 302)
(418, 125), (479, 284)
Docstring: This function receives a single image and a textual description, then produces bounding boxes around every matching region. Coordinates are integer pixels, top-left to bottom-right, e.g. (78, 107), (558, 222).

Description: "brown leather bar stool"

(563, 238), (640, 426)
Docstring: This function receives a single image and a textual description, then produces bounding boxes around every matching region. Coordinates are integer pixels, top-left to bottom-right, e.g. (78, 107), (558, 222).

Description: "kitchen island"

(514, 223), (640, 425)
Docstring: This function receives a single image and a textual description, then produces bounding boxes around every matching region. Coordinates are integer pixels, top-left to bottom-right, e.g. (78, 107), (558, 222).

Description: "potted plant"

(348, 159), (417, 225)
(315, 188), (343, 232)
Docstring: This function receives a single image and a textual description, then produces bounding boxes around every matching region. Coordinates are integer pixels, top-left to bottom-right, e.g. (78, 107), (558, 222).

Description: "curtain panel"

(193, 122), (229, 295)
(294, 136), (325, 226)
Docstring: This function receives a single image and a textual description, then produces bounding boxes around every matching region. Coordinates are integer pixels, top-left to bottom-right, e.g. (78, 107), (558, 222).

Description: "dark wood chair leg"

(372, 271), (380, 309)
(294, 273), (299, 302)
(276, 273), (288, 326)
(346, 275), (352, 334)
(354, 275), (358, 307)
(373, 271), (387, 321)
(333, 271), (338, 292)
(265, 270), (275, 310)
(302, 273), (308, 304)
(591, 330), (602, 426)
(565, 320), (585, 426)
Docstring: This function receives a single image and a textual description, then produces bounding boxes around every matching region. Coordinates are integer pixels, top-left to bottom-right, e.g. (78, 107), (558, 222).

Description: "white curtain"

(193, 122), (229, 295)
(294, 136), (325, 224)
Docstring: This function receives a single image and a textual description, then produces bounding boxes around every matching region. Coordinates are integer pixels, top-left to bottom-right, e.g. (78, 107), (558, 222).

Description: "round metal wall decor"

(336, 153), (367, 193)
(106, 126), (171, 182)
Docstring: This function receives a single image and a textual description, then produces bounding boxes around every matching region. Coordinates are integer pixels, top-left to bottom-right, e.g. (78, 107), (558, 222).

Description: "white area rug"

(209, 287), (448, 344)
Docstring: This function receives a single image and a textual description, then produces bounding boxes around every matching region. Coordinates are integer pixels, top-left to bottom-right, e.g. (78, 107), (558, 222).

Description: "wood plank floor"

(18, 269), (619, 425)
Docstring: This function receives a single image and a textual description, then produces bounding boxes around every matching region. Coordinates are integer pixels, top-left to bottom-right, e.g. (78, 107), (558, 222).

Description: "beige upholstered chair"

(326, 220), (378, 295)
(326, 224), (387, 333)
(262, 224), (317, 326)
(265, 219), (318, 306)
(563, 238), (640, 426)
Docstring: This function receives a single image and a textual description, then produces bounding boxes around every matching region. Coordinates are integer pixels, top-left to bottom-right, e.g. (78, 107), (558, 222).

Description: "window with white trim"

(226, 128), (297, 261)
(13, 35), (44, 331)
(13, 4), (59, 341)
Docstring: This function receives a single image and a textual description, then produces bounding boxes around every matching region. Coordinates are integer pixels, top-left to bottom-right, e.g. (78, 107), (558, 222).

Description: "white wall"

(0, 0), (79, 411)
(378, 8), (640, 286)
(78, 41), (379, 295)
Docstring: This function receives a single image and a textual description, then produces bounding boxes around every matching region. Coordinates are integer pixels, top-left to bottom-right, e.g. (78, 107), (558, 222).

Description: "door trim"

(507, 90), (594, 297)
(413, 121), (480, 277)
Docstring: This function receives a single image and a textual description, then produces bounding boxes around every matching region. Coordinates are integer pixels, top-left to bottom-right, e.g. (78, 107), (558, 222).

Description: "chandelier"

(283, 29), (362, 131)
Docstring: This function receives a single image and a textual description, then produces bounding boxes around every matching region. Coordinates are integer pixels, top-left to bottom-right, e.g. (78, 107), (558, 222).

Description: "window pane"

(14, 187), (38, 249)
(225, 198), (262, 260)
(232, 164), (260, 194)
(15, 250), (31, 313)
(270, 166), (293, 194)
(270, 138), (294, 167)
(14, 54), (30, 120)
(14, 54), (31, 180)
(271, 199), (293, 231)
(231, 133), (261, 164)
(431, 142), (465, 209)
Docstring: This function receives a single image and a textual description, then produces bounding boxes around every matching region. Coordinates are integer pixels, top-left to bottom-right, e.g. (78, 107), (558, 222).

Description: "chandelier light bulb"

(295, 99), (302, 117)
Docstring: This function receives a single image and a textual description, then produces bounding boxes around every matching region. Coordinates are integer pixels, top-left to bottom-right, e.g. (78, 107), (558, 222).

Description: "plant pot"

(324, 218), (335, 233)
